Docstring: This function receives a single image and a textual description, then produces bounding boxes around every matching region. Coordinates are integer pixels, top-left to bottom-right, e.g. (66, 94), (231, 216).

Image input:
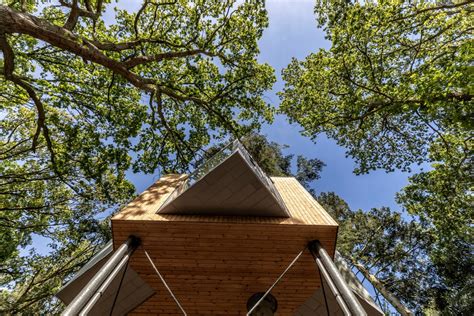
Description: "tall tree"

(281, 0), (472, 173)
(279, 1), (473, 313)
(1, 0), (274, 312)
(318, 192), (433, 315)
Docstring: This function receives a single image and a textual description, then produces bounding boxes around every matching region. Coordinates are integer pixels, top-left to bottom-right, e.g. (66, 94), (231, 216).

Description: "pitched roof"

(158, 140), (290, 217)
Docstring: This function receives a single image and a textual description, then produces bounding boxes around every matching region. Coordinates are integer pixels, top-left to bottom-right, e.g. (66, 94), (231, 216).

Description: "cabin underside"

(57, 143), (384, 315)
(111, 175), (338, 314)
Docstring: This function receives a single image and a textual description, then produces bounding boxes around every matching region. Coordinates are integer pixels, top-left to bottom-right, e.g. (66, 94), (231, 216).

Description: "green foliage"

(280, 1), (473, 313)
(281, 0), (472, 173)
(396, 132), (473, 313)
(1, 0), (274, 312)
(319, 192), (435, 313)
(0, 239), (107, 314)
(397, 132), (473, 242)
(241, 133), (294, 177)
(242, 133), (326, 190)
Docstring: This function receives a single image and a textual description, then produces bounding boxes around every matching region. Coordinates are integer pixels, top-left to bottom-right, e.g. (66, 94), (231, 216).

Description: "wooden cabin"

(57, 141), (383, 315)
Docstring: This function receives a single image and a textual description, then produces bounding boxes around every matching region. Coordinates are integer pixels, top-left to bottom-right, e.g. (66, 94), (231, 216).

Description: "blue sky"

(127, 0), (416, 212)
(254, 0), (415, 211)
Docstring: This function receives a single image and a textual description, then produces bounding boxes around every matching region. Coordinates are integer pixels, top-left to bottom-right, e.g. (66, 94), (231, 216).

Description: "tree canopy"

(1, 0), (472, 314)
(280, 1), (473, 313)
(1, 0), (274, 312)
(281, 0), (472, 173)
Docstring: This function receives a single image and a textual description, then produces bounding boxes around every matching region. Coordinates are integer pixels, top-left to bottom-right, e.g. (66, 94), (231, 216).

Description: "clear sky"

(127, 0), (417, 212)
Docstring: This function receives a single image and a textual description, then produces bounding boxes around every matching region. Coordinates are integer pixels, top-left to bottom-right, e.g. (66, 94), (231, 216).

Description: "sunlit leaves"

(280, 1), (473, 313)
(1, 0), (274, 312)
(280, 0), (472, 173)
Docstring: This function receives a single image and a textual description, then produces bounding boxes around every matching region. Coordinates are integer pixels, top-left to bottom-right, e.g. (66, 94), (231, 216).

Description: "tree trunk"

(351, 260), (414, 316)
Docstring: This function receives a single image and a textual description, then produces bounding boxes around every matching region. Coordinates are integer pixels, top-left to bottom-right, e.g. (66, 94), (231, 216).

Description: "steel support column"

(315, 253), (351, 316)
(79, 246), (133, 315)
(309, 240), (367, 316)
(62, 235), (140, 316)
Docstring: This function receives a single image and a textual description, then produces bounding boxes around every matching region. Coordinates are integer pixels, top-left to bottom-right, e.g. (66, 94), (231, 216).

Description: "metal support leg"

(316, 254), (351, 316)
(309, 240), (367, 316)
(62, 236), (140, 316)
(79, 246), (133, 315)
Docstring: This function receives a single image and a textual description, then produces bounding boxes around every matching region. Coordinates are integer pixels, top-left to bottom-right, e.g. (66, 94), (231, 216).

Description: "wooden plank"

(112, 175), (338, 227)
(110, 174), (338, 314)
(111, 219), (335, 314)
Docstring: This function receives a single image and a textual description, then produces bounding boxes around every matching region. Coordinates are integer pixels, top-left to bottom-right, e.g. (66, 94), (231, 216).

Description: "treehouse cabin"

(57, 140), (383, 315)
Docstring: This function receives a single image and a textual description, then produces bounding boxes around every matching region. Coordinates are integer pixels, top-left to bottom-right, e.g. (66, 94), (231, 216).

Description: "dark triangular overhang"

(157, 140), (290, 217)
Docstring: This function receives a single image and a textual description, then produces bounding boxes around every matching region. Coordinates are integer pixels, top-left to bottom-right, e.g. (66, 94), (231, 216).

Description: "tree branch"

(63, 0), (80, 30)
(0, 5), (155, 92)
(124, 49), (218, 68)
(0, 32), (46, 152)
(392, 0), (474, 22)
(59, 0), (100, 20)
(0, 5), (238, 137)
(90, 38), (183, 51)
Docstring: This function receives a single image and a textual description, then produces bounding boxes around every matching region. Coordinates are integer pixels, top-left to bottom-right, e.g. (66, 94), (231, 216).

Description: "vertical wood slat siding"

(111, 174), (338, 315)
